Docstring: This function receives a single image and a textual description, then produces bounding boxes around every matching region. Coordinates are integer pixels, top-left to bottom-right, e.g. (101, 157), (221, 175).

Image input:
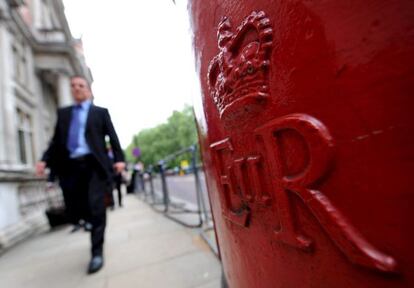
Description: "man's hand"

(113, 162), (126, 174)
(36, 161), (47, 176)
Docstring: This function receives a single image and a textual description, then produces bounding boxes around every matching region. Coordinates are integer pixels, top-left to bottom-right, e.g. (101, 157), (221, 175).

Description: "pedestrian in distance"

(36, 75), (125, 274)
(113, 170), (124, 208)
(107, 147), (123, 209)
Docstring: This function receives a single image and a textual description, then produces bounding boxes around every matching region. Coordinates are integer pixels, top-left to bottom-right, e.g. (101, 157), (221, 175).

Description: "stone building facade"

(0, 0), (92, 252)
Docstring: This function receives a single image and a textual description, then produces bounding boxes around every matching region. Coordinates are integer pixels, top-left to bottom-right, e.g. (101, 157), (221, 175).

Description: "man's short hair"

(70, 75), (91, 89)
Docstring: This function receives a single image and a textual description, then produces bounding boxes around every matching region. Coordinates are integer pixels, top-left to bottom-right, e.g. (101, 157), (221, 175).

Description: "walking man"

(36, 75), (125, 274)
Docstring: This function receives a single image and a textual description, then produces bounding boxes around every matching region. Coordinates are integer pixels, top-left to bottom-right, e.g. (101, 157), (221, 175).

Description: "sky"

(62, 0), (197, 148)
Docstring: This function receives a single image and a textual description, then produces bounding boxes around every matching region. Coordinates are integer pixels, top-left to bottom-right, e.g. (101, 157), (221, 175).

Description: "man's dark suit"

(42, 104), (124, 256)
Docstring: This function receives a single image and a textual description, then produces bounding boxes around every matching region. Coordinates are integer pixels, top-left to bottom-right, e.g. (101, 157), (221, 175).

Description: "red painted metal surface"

(188, 1), (414, 287)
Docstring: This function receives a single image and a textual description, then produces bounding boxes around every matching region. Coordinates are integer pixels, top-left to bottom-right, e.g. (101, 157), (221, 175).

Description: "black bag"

(45, 207), (68, 228)
(44, 183), (68, 228)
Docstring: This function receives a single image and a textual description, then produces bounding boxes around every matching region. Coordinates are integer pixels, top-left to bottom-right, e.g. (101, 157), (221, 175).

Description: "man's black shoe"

(70, 224), (82, 233)
(87, 255), (104, 274)
(84, 222), (93, 232)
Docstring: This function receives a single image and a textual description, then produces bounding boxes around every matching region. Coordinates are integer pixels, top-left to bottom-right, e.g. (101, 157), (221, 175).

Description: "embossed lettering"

(210, 138), (250, 227)
(247, 156), (270, 204)
(255, 113), (397, 273)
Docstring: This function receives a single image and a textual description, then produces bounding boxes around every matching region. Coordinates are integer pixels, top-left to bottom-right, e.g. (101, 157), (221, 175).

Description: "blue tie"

(67, 105), (82, 154)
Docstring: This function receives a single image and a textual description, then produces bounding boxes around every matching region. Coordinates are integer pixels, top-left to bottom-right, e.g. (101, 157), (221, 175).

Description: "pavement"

(0, 194), (222, 288)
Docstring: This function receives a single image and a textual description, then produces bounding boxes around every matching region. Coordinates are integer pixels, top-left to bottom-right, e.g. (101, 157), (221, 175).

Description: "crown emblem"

(208, 11), (273, 122)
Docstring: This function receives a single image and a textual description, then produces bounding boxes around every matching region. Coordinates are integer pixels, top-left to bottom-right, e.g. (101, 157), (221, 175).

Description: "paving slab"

(0, 194), (221, 288)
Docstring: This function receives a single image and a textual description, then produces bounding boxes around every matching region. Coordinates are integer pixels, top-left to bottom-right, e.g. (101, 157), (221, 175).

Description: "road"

(148, 172), (211, 211)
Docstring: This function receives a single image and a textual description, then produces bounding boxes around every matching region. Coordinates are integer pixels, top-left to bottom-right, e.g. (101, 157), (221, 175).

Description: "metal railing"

(134, 145), (218, 256)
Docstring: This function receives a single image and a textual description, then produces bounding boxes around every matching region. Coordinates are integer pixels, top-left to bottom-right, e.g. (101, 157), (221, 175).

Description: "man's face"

(71, 77), (92, 103)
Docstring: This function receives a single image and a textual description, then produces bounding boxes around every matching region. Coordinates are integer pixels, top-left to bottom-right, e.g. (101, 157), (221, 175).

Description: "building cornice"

(7, 3), (91, 79)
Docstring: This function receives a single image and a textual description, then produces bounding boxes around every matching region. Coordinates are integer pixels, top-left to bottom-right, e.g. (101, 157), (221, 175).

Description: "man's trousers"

(60, 155), (108, 257)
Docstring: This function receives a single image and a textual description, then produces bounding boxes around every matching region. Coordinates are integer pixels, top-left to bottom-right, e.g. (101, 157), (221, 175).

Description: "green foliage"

(125, 105), (199, 168)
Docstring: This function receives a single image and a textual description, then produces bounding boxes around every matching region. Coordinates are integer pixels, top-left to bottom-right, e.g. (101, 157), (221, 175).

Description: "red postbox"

(188, 1), (414, 287)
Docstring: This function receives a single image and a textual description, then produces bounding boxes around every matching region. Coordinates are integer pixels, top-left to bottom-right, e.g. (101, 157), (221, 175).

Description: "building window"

(16, 109), (34, 165)
(20, 55), (27, 84)
(40, 0), (53, 29)
(12, 45), (19, 79)
(12, 41), (29, 86)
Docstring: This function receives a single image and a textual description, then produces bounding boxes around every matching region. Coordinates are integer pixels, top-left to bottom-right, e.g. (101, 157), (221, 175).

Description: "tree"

(125, 105), (199, 168)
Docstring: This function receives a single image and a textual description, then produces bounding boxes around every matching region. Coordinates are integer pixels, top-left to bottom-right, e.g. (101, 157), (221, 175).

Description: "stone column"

(57, 72), (72, 107)
(0, 24), (18, 167)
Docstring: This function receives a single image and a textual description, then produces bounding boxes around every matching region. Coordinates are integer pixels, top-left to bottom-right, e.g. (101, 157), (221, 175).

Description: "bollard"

(158, 161), (170, 212)
(191, 145), (205, 226)
(148, 167), (156, 204)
